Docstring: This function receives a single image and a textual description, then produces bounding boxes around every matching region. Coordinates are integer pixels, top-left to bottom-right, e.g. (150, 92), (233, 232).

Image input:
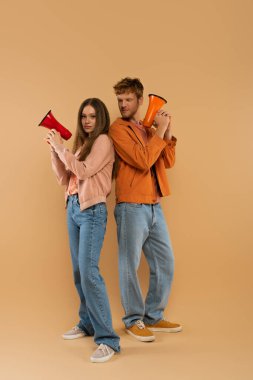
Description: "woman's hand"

(45, 129), (63, 151)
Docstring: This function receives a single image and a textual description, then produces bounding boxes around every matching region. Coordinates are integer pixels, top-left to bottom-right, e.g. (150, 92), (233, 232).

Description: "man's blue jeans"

(67, 194), (120, 352)
(114, 202), (174, 328)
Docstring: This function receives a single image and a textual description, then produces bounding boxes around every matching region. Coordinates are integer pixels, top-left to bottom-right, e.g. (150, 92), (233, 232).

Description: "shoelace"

(136, 320), (145, 329)
(97, 344), (111, 355)
(72, 326), (81, 331)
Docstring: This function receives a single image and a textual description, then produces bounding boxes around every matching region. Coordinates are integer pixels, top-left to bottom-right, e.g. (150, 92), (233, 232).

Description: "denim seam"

(86, 210), (119, 350)
(123, 205), (130, 315)
(116, 204), (130, 316)
(89, 212), (109, 325)
(145, 237), (160, 310)
(88, 209), (113, 333)
(68, 200), (94, 335)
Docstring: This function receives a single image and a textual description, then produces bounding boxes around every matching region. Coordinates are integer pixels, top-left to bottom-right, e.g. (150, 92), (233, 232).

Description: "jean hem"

(143, 317), (163, 325)
(95, 339), (121, 353)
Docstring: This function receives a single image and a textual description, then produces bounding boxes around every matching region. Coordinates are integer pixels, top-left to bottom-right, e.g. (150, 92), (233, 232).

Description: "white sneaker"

(90, 344), (115, 363)
(62, 325), (86, 340)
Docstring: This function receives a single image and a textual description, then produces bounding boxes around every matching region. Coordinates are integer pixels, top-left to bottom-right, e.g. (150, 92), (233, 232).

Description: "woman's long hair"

(72, 98), (110, 161)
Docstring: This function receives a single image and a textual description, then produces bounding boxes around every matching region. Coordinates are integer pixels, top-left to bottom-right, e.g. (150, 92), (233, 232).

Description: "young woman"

(45, 98), (120, 363)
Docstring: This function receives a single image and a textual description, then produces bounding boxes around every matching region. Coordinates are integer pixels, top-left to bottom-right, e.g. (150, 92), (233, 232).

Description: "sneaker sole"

(125, 329), (155, 342)
(62, 333), (85, 340)
(90, 351), (115, 363)
(148, 326), (183, 333)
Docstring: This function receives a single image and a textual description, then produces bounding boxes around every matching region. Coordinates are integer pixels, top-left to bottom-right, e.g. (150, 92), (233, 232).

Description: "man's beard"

(120, 108), (138, 120)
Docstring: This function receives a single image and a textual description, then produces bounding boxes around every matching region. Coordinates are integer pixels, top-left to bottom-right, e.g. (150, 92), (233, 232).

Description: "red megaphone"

(142, 94), (167, 128)
(38, 110), (72, 140)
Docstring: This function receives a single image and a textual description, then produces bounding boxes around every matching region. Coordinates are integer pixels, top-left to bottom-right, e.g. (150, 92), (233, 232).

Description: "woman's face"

(81, 105), (96, 135)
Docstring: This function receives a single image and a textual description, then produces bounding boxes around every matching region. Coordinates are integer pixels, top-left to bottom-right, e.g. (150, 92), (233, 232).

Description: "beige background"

(1, 0), (253, 379)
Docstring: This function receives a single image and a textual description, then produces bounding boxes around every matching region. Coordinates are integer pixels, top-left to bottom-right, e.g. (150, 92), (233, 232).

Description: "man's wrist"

(155, 124), (167, 138)
(164, 130), (172, 140)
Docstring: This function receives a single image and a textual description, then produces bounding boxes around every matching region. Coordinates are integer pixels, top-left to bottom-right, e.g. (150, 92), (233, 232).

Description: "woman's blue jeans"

(67, 194), (120, 352)
(114, 202), (174, 328)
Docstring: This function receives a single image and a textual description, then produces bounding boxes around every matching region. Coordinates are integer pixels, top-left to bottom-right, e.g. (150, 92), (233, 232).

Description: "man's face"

(116, 92), (143, 119)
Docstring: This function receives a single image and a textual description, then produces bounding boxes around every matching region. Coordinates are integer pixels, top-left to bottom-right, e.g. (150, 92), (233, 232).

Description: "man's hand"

(164, 114), (172, 140)
(154, 110), (172, 139)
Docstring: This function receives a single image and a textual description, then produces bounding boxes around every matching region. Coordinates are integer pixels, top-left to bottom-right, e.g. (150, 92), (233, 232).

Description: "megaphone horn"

(142, 94), (167, 128)
(38, 110), (72, 140)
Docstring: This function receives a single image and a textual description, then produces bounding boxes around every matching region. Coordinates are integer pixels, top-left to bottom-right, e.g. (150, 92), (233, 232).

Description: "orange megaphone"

(142, 94), (167, 128)
(38, 110), (72, 140)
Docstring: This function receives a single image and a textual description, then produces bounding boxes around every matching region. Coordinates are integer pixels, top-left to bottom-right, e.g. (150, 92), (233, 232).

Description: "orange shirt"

(109, 118), (177, 204)
(134, 121), (161, 203)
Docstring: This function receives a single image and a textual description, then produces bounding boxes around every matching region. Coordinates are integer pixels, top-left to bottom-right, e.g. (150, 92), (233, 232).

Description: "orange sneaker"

(126, 320), (155, 342)
(145, 319), (182, 332)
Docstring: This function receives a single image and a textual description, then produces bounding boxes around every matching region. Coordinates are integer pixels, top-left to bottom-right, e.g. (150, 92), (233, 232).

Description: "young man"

(109, 77), (182, 342)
